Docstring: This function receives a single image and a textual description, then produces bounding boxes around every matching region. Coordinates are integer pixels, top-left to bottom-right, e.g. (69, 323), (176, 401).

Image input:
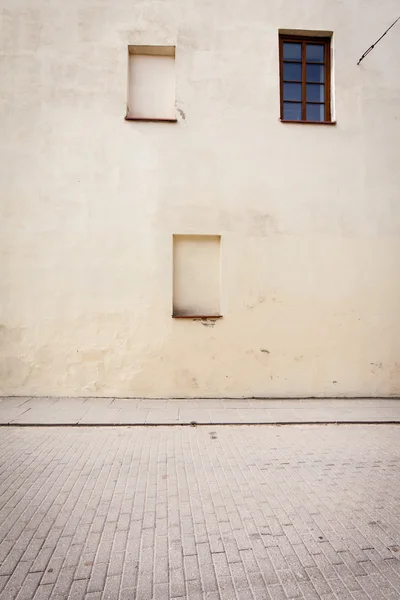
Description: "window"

(126, 46), (176, 122)
(173, 235), (221, 318)
(279, 35), (331, 123)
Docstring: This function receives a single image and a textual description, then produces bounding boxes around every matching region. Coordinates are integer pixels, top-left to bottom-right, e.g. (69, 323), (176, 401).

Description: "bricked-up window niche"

(173, 235), (221, 318)
(126, 46), (176, 122)
(279, 33), (332, 123)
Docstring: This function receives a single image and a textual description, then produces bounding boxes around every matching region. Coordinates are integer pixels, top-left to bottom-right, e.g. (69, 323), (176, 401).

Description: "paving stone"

(87, 564), (107, 594)
(184, 554), (200, 581)
(65, 544), (84, 568)
(169, 539), (183, 570)
(40, 558), (63, 585)
(170, 567), (185, 597)
(0, 549), (25, 575)
(0, 576), (8, 594)
(239, 549), (260, 573)
(268, 546), (288, 571)
(297, 580), (320, 599)
(223, 540), (241, 564)
(135, 568), (152, 599)
(33, 585), (53, 600)
(72, 560), (93, 586)
(118, 589), (135, 600)
(230, 561), (249, 590)
(267, 583), (287, 600)
(278, 568), (302, 598)
(50, 565), (75, 597)
(107, 552), (124, 577)
(153, 582), (169, 599)
(0, 541), (14, 563)
(102, 575), (121, 600)
(200, 562), (219, 593)
(67, 579), (87, 600)
(21, 539), (43, 563)
(182, 534), (197, 556)
(14, 571), (42, 599)
(203, 592), (221, 600)
(186, 578), (203, 600)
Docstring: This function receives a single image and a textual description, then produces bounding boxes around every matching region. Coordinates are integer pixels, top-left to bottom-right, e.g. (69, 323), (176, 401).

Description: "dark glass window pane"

(306, 44), (325, 62)
(283, 102), (302, 121)
(283, 62), (302, 81)
(306, 103), (325, 121)
(306, 84), (324, 102)
(283, 42), (302, 61)
(306, 64), (324, 83)
(283, 83), (302, 101)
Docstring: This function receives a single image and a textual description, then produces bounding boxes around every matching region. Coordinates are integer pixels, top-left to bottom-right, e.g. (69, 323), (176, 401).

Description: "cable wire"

(357, 16), (400, 65)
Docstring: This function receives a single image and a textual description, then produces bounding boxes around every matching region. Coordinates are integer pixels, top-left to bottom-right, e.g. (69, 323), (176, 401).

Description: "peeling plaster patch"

(0, 357), (32, 390)
(177, 107), (186, 120)
(388, 363), (400, 395)
(76, 349), (108, 362)
(63, 359), (106, 394)
(247, 349), (270, 366)
(178, 370), (199, 389)
(246, 295), (266, 310)
(248, 212), (280, 237)
(0, 324), (25, 345)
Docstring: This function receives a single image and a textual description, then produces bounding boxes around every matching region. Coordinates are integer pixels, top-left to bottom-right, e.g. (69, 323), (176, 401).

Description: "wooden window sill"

(280, 119), (337, 126)
(172, 315), (222, 320)
(125, 116), (178, 123)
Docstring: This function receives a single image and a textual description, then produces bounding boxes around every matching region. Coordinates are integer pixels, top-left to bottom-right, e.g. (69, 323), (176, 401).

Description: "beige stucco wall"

(1, 0), (400, 398)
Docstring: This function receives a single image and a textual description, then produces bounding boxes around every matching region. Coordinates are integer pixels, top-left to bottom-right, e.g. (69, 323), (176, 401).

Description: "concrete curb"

(1, 421), (399, 427)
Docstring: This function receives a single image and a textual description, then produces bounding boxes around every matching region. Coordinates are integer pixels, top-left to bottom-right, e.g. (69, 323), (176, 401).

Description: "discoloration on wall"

(196, 318), (218, 328)
(0, 357), (32, 389)
(0, 0), (400, 397)
(246, 296), (266, 311)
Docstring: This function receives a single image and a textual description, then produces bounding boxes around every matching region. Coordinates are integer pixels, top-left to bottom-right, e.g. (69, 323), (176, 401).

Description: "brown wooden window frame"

(279, 34), (332, 124)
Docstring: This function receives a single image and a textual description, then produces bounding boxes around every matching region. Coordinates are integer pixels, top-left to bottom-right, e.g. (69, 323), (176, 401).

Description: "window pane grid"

(283, 82), (302, 101)
(305, 43), (325, 63)
(280, 35), (330, 122)
(282, 42), (302, 61)
(283, 66), (302, 82)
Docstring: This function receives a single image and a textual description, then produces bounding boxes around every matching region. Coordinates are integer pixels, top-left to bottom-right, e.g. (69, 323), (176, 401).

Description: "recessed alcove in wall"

(126, 45), (176, 121)
(173, 235), (221, 318)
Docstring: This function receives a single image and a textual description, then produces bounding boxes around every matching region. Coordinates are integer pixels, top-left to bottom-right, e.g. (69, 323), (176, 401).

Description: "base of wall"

(1, 395), (400, 400)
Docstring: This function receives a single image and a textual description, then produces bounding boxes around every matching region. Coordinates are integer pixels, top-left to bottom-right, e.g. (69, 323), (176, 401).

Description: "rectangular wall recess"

(127, 45), (176, 121)
(173, 235), (221, 318)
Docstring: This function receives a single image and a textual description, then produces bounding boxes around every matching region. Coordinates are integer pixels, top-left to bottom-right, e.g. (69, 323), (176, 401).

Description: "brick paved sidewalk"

(0, 425), (399, 599)
(0, 397), (400, 425)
